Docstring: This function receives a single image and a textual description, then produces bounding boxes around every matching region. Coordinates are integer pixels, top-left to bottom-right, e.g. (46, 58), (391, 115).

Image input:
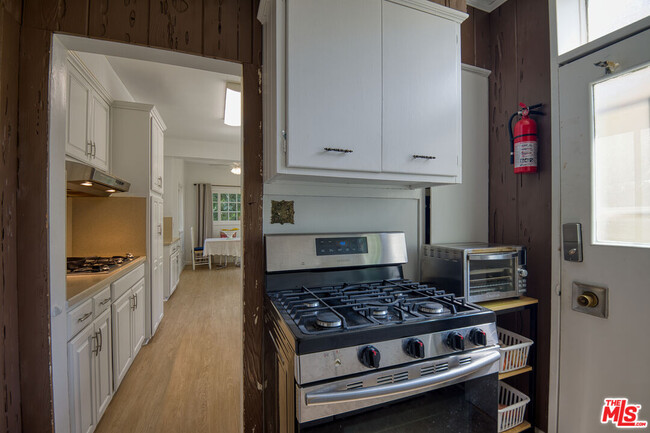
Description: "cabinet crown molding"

(67, 51), (113, 104)
(466, 0), (509, 13)
(388, 0), (468, 23)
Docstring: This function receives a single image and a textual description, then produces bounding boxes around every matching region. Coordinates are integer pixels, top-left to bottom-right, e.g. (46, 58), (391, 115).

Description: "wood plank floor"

(95, 265), (242, 433)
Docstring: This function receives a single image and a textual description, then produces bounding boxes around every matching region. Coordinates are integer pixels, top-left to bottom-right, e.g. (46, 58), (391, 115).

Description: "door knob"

(577, 291), (599, 308)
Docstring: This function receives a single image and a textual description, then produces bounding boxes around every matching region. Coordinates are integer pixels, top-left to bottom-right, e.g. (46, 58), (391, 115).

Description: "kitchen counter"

(163, 236), (180, 246)
(66, 256), (146, 310)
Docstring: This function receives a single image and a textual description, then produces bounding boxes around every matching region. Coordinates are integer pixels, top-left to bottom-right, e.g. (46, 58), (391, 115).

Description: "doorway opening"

(49, 34), (244, 433)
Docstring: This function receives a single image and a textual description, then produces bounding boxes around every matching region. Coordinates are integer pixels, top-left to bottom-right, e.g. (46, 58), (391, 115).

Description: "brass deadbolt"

(577, 292), (599, 308)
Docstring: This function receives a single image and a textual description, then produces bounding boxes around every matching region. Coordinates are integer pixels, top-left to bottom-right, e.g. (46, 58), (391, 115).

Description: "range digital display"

(315, 237), (368, 256)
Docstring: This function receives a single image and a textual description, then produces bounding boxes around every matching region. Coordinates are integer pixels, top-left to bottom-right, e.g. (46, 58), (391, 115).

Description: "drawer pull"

(99, 298), (111, 306)
(77, 312), (92, 323)
(413, 154), (436, 160)
(324, 147), (353, 154)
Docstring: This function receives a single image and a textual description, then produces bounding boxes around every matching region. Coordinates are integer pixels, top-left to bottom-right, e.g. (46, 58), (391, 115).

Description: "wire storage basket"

(497, 327), (533, 373)
(498, 381), (531, 432)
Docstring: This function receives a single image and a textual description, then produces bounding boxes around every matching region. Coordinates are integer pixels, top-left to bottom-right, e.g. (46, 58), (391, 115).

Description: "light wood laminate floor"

(95, 265), (242, 433)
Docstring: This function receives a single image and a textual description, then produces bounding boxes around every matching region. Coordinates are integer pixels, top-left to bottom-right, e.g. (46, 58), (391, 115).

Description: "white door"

(90, 93), (110, 172)
(381, 0), (461, 177)
(68, 325), (95, 433)
(112, 290), (133, 389)
(558, 29), (650, 432)
(285, 0), (382, 172)
(66, 65), (91, 162)
(132, 279), (146, 356)
(93, 309), (112, 421)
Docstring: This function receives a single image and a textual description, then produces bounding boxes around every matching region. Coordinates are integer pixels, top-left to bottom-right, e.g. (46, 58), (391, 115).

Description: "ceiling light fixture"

(224, 82), (241, 127)
(81, 181), (93, 187)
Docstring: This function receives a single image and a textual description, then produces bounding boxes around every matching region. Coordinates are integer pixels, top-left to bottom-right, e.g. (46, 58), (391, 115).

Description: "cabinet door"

(150, 197), (165, 334)
(151, 119), (164, 194)
(381, 1), (461, 177)
(132, 279), (146, 356)
(68, 325), (95, 433)
(66, 65), (91, 162)
(93, 309), (112, 421)
(170, 251), (179, 293)
(285, 0), (382, 172)
(90, 93), (110, 172)
(112, 290), (133, 390)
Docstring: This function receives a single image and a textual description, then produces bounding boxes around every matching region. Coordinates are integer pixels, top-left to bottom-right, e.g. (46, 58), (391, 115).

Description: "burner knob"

(405, 339), (425, 359)
(446, 332), (465, 351)
(469, 328), (487, 346)
(359, 346), (381, 369)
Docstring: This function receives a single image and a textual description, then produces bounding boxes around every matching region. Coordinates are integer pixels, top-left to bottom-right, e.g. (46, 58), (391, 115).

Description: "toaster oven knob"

(469, 328), (487, 346)
(518, 268), (528, 278)
(405, 338), (425, 359)
(360, 346), (381, 369)
(446, 332), (465, 351)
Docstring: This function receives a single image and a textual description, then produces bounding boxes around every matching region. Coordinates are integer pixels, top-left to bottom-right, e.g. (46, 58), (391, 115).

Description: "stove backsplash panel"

(263, 186), (423, 280)
(67, 197), (147, 257)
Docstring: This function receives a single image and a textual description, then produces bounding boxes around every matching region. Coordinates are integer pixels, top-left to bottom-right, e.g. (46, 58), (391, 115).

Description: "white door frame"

(547, 3), (650, 432)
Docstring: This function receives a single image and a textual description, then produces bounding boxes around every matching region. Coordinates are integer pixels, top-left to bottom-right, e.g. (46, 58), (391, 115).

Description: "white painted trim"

(54, 34), (242, 78)
(387, 0), (468, 23)
(466, 0), (509, 13)
(111, 100), (155, 112)
(257, 0), (271, 24)
(461, 63), (491, 77)
(558, 15), (650, 65)
(548, 1), (562, 432)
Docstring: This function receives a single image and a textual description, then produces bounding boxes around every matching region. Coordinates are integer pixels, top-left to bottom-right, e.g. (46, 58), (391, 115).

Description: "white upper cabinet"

(381, 0), (461, 177)
(285, 0), (382, 172)
(259, 0), (467, 186)
(65, 54), (112, 172)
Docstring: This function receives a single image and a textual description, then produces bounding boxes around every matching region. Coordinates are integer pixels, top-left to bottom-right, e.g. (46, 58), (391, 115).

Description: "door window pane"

(587, 0), (650, 42)
(592, 64), (650, 246)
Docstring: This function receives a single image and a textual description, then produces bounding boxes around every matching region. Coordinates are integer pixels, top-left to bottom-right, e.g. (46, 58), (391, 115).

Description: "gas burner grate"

(269, 279), (482, 334)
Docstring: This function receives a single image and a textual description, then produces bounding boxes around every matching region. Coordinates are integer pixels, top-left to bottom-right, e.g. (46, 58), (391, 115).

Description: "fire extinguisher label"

(515, 141), (537, 169)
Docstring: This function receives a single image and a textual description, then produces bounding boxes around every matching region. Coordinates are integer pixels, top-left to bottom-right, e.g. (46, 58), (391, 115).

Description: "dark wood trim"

(16, 24), (56, 433)
(0, 7), (23, 433)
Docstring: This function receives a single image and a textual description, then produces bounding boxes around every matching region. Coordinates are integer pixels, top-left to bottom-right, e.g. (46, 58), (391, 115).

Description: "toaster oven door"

(466, 251), (519, 302)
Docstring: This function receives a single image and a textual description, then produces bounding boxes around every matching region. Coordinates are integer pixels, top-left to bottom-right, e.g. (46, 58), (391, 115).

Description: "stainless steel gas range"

(264, 232), (500, 432)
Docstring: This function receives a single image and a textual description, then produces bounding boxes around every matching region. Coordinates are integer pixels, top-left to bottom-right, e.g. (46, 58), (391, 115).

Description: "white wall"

(183, 162), (241, 263)
(165, 137), (240, 162)
(74, 51), (135, 101)
(263, 183), (425, 281)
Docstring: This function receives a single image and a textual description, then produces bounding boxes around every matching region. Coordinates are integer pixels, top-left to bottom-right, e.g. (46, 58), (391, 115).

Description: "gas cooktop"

(67, 254), (137, 274)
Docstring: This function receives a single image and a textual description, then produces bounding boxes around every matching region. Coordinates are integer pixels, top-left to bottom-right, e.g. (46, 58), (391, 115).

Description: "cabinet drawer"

(68, 299), (94, 340)
(111, 264), (145, 300)
(93, 286), (112, 316)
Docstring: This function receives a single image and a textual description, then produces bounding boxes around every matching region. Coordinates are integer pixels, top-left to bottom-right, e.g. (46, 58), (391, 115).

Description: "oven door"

(466, 251), (519, 302)
(296, 348), (500, 431)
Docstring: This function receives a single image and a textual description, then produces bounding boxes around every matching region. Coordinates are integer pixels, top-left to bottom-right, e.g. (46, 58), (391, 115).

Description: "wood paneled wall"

(462, 1), (552, 431)
(0, 2), (23, 432)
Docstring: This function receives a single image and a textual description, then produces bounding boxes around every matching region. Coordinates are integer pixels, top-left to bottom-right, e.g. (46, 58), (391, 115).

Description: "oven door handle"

(304, 350), (500, 406)
(468, 252), (518, 261)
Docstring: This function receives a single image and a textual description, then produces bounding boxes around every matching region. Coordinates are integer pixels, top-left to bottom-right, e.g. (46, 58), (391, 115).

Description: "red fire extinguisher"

(509, 103), (543, 174)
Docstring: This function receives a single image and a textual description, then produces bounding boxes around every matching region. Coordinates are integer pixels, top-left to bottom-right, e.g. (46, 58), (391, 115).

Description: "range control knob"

(469, 328), (488, 346)
(446, 331), (465, 351)
(405, 338), (425, 359)
(360, 345), (381, 368)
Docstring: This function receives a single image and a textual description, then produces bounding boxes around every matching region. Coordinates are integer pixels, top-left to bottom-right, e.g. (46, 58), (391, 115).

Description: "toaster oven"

(421, 243), (527, 303)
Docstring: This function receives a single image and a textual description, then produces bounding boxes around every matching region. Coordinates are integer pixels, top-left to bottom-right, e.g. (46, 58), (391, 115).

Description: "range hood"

(66, 160), (130, 197)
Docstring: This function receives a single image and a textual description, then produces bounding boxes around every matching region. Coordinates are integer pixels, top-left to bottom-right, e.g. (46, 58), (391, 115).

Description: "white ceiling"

(105, 55), (241, 147)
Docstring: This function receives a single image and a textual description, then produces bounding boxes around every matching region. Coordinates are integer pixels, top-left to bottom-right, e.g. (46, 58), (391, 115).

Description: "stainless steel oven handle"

(305, 350), (500, 406)
(468, 252), (518, 261)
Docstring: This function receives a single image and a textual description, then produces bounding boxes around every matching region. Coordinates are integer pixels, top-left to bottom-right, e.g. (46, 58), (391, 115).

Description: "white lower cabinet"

(111, 277), (146, 390)
(163, 239), (181, 299)
(68, 308), (112, 433)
